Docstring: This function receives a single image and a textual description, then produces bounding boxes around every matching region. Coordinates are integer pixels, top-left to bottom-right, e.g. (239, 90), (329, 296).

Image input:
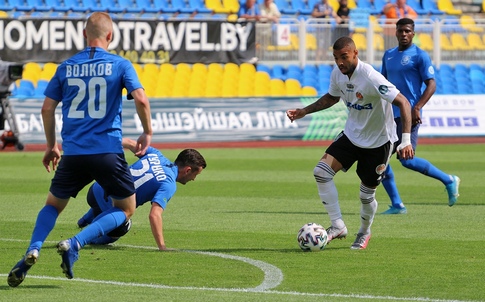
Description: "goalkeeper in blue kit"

(77, 138), (206, 250)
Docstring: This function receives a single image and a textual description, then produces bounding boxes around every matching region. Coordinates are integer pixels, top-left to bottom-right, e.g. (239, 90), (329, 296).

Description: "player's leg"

(381, 164), (407, 214)
(57, 154), (135, 279)
(397, 121), (460, 206)
(77, 184), (109, 228)
(352, 141), (392, 250)
(8, 156), (89, 287)
(317, 133), (357, 242)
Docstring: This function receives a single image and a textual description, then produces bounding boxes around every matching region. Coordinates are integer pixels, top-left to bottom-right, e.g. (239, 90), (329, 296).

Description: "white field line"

(0, 238), (474, 302)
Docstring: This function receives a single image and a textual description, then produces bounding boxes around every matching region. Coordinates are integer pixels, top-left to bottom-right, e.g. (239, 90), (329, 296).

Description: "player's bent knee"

(313, 162), (334, 183)
(107, 218), (132, 238)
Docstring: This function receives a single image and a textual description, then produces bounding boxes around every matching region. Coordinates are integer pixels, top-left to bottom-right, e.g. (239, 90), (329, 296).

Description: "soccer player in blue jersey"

(380, 18), (460, 214)
(7, 12), (153, 287)
(76, 138), (206, 250)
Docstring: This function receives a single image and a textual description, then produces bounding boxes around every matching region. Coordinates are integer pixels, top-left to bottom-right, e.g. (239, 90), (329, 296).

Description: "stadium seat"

(460, 15), (484, 33)
(222, 0), (239, 14)
(172, 0), (196, 13)
(421, 0), (445, 14)
(437, 0), (462, 15)
(271, 64), (286, 80)
(205, 0), (232, 14)
(270, 78), (285, 97)
(290, 0), (312, 15)
(33, 79), (48, 98)
(450, 33), (473, 51)
(0, 0), (14, 11)
(285, 78), (301, 96)
(418, 33), (434, 51)
(467, 33), (485, 51)
(406, 0), (427, 14)
(254, 71), (271, 97)
(7, 0), (34, 11)
(305, 33), (317, 50)
(301, 86), (317, 96)
(352, 33), (367, 50)
(13, 80), (35, 98)
(256, 64), (271, 75)
(153, 0), (178, 13)
(39, 62), (58, 81)
(188, 0), (211, 13)
(26, 0), (51, 11)
(208, 63), (224, 75)
(440, 34), (456, 51)
(81, 0), (106, 11)
(134, 0), (160, 13)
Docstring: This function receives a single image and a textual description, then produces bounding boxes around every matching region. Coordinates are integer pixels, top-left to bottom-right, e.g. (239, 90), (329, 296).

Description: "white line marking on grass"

(1, 238), (473, 301)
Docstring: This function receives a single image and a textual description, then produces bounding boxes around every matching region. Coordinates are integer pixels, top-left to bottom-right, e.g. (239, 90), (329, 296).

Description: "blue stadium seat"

(271, 64), (286, 80)
(188, 0), (212, 13)
(406, 0), (427, 15)
(44, 0), (72, 11)
(153, 0), (178, 13)
(135, 0), (160, 13)
(421, 0), (445, 15)
(100, 0), (124, 12)
(290, 0), (312, 15)
(26, 0), (51, 11)
(172, 0), (196, 13)
(82, 0), (106, 11)
(256, 64), (271, 74)
(13, 80), (35, 98)
(7, 0), (34, 11)
(275, 0), (296, 14)
(0, 0), (14, 11)
(118, 0), (142, 12)
(33, 80), (49, 98)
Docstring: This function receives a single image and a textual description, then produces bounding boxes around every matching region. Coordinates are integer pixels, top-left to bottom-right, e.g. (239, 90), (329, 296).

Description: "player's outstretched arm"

(149, 203), (172, 251)
(392, 93), (414, 160)
(287, 93), (340, 122)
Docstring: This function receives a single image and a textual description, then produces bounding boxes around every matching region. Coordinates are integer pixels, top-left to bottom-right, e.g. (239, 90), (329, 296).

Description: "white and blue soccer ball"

(297, 223), (328, 252)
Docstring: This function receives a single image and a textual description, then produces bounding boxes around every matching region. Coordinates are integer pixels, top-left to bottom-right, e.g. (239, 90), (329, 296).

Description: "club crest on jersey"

(378, 85), (389, 95)
(356, 92), (363, 99)
(347, 84), (354, 89)
(401, 55), (411, 66)
(375, 164), (386, 175)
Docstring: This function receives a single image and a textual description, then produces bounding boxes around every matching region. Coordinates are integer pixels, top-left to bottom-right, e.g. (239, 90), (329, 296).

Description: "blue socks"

(74, 207), (127, 249)
(399, 157), (452, 185)
(28, 205), (59, 253)
(382, 165), (404, 208)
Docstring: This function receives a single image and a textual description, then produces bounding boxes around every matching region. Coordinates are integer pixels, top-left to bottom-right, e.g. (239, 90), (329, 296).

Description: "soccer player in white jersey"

(380, 18), (460, 214)
(286, 36), (414, 250)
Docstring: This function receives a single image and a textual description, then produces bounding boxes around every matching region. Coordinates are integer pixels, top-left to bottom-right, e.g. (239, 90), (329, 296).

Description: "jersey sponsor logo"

(345, 101), (373, 110)
(378, 85), (389, 95)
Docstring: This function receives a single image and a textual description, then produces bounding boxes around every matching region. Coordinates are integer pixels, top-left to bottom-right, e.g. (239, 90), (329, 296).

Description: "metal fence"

(254, 17), (485, 68)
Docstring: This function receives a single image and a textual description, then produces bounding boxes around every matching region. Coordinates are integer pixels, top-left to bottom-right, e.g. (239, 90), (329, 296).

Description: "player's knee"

(360, 185), (376, 204)
(107, 219), (132, 238)
(313, 162), (334, 183)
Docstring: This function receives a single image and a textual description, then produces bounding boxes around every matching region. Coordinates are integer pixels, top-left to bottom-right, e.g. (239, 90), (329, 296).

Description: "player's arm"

(286, 93), (340, 122)
(412, 78), (436, 125)
(122, 137), (138, 154)
(131, 88), (153, 156)
(392, 93), (414, 160)
(40, 97), (61, 172)
(148, 202), (168, 251)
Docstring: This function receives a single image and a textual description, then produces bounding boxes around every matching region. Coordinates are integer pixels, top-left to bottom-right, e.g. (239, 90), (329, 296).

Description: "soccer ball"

(297, 223), (328, 252)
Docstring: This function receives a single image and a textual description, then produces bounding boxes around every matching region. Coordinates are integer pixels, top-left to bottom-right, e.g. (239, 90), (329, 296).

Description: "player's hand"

(42, 146), (61, 172)
(159, 245), (176, 251)
(412, 107), (422, 125)
(286, 109), (306, 122)
(135, 133), (152, 156)
(397, 144), (414, 160)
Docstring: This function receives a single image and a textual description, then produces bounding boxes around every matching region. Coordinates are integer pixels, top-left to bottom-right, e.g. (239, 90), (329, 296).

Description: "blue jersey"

(381, 44), (435, 118)
(44, 47), (143, 155)
(238, 4), (261, 17)
(91, 146), (178, 210)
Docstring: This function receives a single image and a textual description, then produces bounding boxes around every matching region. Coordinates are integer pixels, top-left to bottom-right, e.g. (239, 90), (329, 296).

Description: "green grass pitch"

(0, 144), (484, 301)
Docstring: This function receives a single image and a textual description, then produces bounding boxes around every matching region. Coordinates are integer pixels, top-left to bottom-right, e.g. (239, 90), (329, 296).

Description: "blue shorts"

(326, 132), (392, 187)
(50, 153), (135, 200)
(394, 117), (420, 158)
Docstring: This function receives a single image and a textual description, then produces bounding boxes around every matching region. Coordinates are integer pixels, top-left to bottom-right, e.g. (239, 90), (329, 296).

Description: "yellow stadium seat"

(270, 78), (285, 97)
(132, 63), (143, 78)
(159, 63), (175, 74)
(467, 33), (485, 50)
(240, 62), (256, 75)
(192, 63), (207, 75)
(222, 0), (239, 14)
(460, 15), (484, 33)
(306, 33), (317, 50)
(437, 0), (462, 14)
(352, 33), (367, 50)
(175, 63), (191, 74)
(24, 62), (42, 74)
(450, 33), (473, 51)
(373, 34), (384, 51)
(347, 0), (356, 9)
(208, 63), (223, 74)
(301, 86), (318, 96)
(440, 34), (455, 51)
(418, 33), (434, 51)
(369, 15), (383, 33)
(328, 0), (339, 11)
(285, 78), (301, 96)
(205, 0), (232, 13)
(39, 62), (58, 81)
(0, 10), (8, 18)
(254, 71), (271, 97)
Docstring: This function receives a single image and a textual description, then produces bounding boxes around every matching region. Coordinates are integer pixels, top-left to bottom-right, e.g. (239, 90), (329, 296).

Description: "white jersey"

(328, 59), (399, 148)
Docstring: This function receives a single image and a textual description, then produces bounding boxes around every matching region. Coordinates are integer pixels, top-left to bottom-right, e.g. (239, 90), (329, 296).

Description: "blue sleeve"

(381, 51), (388, 79)
(121, 60), (143, 95)
(418, 50), (435, 81)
